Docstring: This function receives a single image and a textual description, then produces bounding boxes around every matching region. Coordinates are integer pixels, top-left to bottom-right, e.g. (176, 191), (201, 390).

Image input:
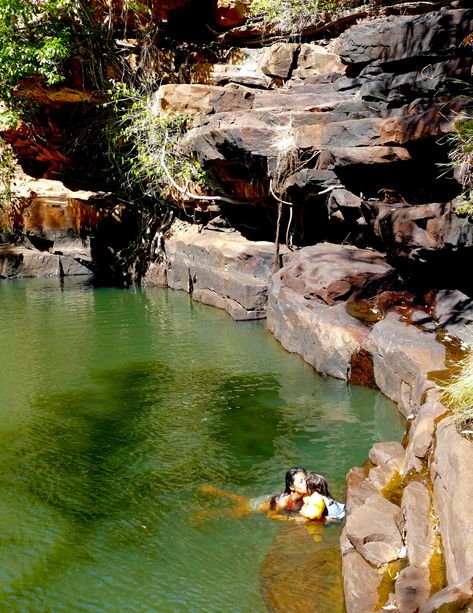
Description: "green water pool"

(0, 278), (405, 612)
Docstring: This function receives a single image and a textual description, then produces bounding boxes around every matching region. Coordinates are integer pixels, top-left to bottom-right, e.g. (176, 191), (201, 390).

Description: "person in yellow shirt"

(299, 472), (345, 521)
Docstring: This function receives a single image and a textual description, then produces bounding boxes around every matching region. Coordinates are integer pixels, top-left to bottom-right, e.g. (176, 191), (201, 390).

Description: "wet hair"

(306, 472), (332, 499)
(283, 467), (307, 495)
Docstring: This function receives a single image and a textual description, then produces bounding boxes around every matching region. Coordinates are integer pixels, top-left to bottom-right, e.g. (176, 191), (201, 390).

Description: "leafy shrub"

(0, 0), (79, 121)
(107, 82), (206, 200)
(448, 116), (473, 218)
(248, 0), (359, 33)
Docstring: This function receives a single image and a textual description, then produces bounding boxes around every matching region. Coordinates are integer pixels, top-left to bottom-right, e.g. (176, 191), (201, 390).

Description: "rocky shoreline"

(143, 218), (473, 612)
(2, 1), (473, 609)
(2, 188), (472, 608)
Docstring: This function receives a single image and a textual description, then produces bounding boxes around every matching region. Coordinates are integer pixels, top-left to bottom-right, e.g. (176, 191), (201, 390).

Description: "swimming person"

(260, 467), (308, 516)
(199, 467), (308, 520)
(299, 472), (345, 521)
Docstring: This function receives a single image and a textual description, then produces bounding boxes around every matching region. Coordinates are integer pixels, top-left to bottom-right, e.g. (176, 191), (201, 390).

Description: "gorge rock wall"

(148, 216), (473, 611)
(151, 4), (473, 292)
(0, 177), (125, 279)
(2, 1), (473, 611)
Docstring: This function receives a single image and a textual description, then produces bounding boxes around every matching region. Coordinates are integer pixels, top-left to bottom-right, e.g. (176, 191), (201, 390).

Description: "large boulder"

(292, 43), (345, 80)
(268, 287), (370, 379)
(338, 9), (473, 67)
(259, 43), (299, 79)
(344, 493), (405, 567)
(276, 243), (397, 306)
(267, 244), (399, 379)
(144, 220), (281, 320)
(431, 417), (473, 585)
(363, 312), (445, 416)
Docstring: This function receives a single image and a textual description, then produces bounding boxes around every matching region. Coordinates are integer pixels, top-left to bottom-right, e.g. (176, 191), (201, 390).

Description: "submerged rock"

(342, 544), (382, 613)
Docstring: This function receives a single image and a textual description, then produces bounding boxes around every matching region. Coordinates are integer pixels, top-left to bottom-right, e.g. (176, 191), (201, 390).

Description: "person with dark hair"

(265, 467), (308, 514)
(299, 472), (345, 521)
(198, 467), (308, 520)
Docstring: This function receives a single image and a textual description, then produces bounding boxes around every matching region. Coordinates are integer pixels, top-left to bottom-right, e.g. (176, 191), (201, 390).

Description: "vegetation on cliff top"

(0, 0), (80, 123)
(248, 0), (367, 33)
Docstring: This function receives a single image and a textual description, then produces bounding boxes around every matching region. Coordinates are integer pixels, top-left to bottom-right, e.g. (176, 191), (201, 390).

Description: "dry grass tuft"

(443, 347), (473, 435)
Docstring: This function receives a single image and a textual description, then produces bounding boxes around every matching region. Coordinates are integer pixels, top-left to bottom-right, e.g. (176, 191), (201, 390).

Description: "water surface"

(0, 278), (405, 612)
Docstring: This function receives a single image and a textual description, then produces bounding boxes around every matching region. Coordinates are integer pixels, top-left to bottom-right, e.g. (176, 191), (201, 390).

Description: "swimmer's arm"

(266, 510), (306, 522)
(256, 493), (289, 514)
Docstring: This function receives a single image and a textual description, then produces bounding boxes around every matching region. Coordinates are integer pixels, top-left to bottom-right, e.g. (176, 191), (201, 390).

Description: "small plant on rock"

(0, 139), (14, 209)
(443, 347), (473, 437)
(0, 139), (20, 239)
(248, 0), (361, 34)
(448, 116), (473, 221)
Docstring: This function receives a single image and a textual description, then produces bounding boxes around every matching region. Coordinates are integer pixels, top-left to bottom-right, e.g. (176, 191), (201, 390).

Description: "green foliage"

(248, 0), (359, 32)
(0, 140), (14, 208)
(448, 116), (473, 217)
(106, 82), (206, 200)
(454, 200), (473, 221)
(0, 0), (80, 121)
(443, 349), (473, 434)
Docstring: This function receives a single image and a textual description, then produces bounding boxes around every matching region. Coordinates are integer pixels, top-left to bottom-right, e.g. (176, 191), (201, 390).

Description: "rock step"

(143, 221), (284, 320)
(0, 246), (92, 278)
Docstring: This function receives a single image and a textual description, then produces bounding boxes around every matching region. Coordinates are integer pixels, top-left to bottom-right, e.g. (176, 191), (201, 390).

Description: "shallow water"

(0, 278), (405, 612)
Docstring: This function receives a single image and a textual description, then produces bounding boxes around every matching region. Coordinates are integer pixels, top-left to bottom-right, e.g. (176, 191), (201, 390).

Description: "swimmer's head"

(284, 467), (307, 495)
(306, 472), (331, 498)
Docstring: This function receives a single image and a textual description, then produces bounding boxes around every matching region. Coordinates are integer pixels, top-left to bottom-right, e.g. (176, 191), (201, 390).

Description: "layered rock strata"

(150, 6), (473, 292)
(144, 220), (285, 320)
(147, 222), (473, 611)
(0, 178), (122, 279)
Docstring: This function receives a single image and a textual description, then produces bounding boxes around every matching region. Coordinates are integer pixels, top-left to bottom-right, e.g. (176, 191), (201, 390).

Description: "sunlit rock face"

(143, 219), (285, 320)
(0, 178), (124, 279)
(212, 0), (250, 28)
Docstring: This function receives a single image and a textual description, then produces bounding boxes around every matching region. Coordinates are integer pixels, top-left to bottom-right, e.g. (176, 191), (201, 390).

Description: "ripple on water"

(0, 280), (405, 611)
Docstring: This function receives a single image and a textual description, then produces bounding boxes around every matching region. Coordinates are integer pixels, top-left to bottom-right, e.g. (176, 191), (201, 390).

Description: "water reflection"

(0, 280), (405, 611)
(261, 522), (345, 613)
